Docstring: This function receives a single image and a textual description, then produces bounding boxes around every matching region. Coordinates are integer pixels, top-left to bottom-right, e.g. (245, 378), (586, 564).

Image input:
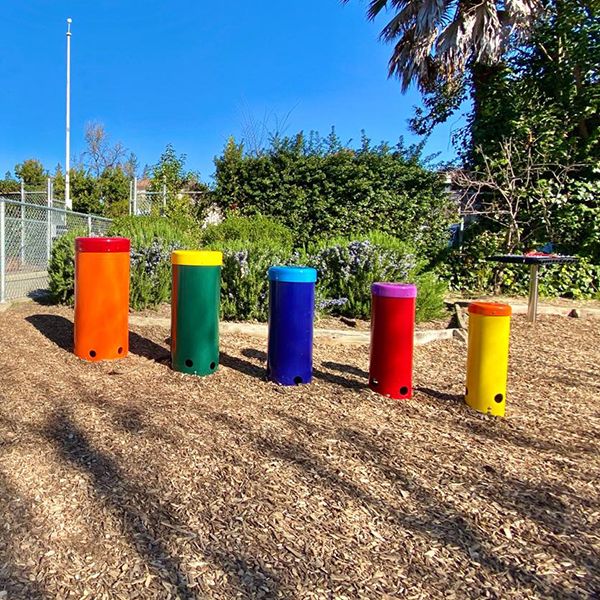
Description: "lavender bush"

(307, 232), (445, 321)
(129, 239), (181, 310)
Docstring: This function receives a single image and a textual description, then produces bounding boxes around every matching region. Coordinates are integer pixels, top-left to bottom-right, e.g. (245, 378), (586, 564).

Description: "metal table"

(486, 254), (579, 322)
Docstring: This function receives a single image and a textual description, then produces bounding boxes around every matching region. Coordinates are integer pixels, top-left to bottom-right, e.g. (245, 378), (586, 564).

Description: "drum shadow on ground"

(128, 331), (170, 363)
(26, 314), (169, 364)
(241, 348), (367, 390)
(26, 314), (73, 352)
(321, 361), (369, 380)
(415, 387), (463, 404)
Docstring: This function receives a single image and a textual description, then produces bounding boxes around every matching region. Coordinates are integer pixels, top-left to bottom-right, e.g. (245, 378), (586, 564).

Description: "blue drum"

(267, 266), (317, 385)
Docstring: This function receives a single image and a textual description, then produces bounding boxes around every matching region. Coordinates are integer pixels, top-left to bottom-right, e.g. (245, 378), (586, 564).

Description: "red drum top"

(75, 237), (131, 253)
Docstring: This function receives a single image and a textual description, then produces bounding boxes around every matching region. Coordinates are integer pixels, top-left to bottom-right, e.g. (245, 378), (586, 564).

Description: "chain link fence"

(0, 197), (111, 303)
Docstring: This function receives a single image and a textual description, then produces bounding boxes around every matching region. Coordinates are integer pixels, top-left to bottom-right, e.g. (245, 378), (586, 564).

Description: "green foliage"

(213, 130), (453, 255)
(129, 241), (178, 310)
(15, 159), (46, 189)
(443, 225), (600, 299)
(97, 167), (131, 217)
(308, 232), (446, 322)
(0, 175), (19, 194)
(48, 229), (84, 305)
(216, 225), (446, 322)
(201, 215), (294, 252)
(150, 144), (211, 222)
(109, 216), (198, 248)
(52, 165), (132, 217)
(206, 216), (295, 321)
(220, 246), (292, 321)
(48, 217), (196, 310)
(109, 216), (197, 310)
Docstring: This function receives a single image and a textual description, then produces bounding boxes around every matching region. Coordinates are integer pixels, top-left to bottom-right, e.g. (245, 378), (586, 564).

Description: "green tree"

(470, 0), (600, 165)
(213, 129), (453, 254)
(15, 159), (46, 188)
(0, 171), (19, 194)
(97, 167), (131, 217)
(345, 0), (540, 91)
(345, 0), (544, 143)
(150, 144), (210, 221)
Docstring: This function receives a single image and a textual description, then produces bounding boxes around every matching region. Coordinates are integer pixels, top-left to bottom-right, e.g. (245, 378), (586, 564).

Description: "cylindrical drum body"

(267, 266), (317, 385)
(74, 237), (131, 361)
(465, 302), (512, 417)
(171, 250), (222, 376)
(369, 283), (417, 399)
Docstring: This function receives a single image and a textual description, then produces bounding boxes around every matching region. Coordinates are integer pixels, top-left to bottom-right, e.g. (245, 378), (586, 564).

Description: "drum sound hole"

(117, 347), (123, 354)
(400, 386), (409, 396)
(185, 359), (193, 368)
(89, 350), (96, 358)
(494, 393), (504, 403)
(210, 362), (216, 370)
(293, 376), (303, 385)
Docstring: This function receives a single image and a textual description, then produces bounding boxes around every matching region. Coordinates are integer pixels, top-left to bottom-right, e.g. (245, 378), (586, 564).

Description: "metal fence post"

(87, 215), (92, 236)
(20, 181), (25, 266)
(47, 177), (53, 208)
(162, 183), (167, 212)
(133, 177), (138, 216)
(47, 181), (53, 262)
(0, 200), (5, 303)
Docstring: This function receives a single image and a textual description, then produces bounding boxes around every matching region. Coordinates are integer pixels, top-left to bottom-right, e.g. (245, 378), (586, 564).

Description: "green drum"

(171, 250), (223, 376)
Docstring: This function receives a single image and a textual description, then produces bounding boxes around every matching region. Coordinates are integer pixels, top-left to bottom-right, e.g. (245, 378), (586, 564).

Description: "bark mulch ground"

(0, 303), (598, 600)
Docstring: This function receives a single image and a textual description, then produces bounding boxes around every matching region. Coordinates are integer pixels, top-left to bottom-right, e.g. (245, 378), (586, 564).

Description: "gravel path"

(0, 303), (598, 599)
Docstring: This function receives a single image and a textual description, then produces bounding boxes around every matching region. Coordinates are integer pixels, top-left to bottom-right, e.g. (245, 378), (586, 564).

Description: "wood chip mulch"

(0, 303), (598, 599)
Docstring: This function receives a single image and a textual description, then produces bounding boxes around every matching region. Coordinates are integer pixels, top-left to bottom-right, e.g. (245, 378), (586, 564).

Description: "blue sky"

(0, 1), (464, 183)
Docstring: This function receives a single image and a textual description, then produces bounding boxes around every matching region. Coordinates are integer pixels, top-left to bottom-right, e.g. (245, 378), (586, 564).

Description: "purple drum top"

(371, 282), (418, 299)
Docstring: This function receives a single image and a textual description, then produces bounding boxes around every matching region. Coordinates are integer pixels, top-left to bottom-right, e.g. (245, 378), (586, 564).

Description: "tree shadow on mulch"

(0, 471), (49, 599)
(241, 348), (367, 390)
(43, 408), (282, 598)
(211, 409), (593, 599)
(456, 416), (599, 457)
(26, 314), (73, 352)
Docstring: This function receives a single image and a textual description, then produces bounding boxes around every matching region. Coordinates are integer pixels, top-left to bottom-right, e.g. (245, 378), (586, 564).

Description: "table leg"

(527, 264), (540, 323)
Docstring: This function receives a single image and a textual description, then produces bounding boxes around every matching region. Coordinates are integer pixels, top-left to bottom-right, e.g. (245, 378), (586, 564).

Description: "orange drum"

(74, 237), (131, 361)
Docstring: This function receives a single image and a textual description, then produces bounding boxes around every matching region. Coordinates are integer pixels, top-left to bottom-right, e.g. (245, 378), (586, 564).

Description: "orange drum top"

(75, 237), (130, 253)
(468, 302), (512, 317)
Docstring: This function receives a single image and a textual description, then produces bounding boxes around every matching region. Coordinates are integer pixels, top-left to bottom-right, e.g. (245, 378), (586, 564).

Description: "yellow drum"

(465, 302), (512, 417)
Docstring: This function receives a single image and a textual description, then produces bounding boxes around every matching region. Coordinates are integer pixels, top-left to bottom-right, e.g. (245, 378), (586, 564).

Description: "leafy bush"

(108, 216), (198, 248)
(129, 240), (180, 310)
(202, 216), (295, 320)
(108, 216), (196, 310)
(201, 215), (293, 252)
(213, 131), (454, 256)
(48, 217), (195, 310)
(48, 229), (84, 305)
(220, 243), (294, 321)
(307, 232), (446, 322)
(442, 225), (600, 299)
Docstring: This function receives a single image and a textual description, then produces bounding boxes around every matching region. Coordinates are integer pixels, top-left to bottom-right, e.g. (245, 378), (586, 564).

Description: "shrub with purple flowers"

(308, 232), (446, 321)
(129, 239), (181, 310)
(48, 217), (194, 309)
(219, 241), (292, 320)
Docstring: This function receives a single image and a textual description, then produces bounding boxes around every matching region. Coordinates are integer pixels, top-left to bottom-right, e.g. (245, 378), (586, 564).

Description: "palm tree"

(344, 0), (544, 91)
